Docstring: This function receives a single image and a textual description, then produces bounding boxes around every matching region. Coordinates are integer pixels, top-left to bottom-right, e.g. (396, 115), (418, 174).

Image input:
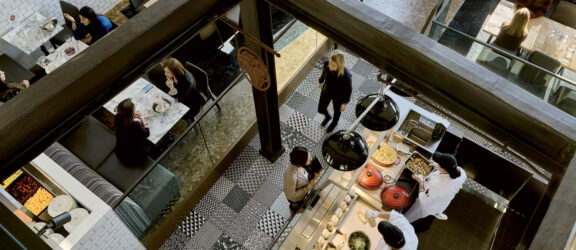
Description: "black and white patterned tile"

(299, 97), (320, 119)
(208, 176), (235, 202)
(350, 71), (366, 90)
(223, 146), (260, 183)
(208, 202), (238, 231)
(257, 209), (287, 238)
(160, 228), (190, 250)
(286, 92), (308, 110)
(192, 193), (218, 221)
(279, 105), (296, 123)
(237, 166), (267, 195)
(244, 228), (273, 250)
(358, 78), (383, 95)
(182, 240), (203, 250)
(250, 157), (275, 178)
(296, 74), (318, 97)
(269, 192), (291, 221)
(301, 120), (325, 143)
(222, 185), (252, 213)
(178, 210), (207, 237)
(254, 180), (283, 208)
(286, 111), (312, 133)
(213, 234), (246, 250)
(225, 198), (267, 244)
(351, 58), (379, 78)
(190, 221), (222, 249)
(248, 133), (261, 149)
(343, 51), (360, 69)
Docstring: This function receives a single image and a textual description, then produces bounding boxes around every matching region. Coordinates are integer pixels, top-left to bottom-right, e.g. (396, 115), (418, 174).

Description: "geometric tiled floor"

(160, 49), (380, 249)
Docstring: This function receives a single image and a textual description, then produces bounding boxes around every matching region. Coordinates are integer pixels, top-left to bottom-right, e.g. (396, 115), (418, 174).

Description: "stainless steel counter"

(274, 92), (450, 250)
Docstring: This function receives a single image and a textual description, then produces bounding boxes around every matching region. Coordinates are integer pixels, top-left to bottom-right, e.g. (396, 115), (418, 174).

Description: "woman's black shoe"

(326, 123), (337, 133)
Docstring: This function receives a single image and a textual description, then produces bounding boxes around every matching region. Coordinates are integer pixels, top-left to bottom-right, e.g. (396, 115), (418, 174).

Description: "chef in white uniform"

(404, 152), (467, 231)
(365, 210), (418, 250)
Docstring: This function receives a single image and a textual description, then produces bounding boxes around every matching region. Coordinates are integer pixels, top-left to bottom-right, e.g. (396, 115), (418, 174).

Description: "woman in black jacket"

(317, 50), (353, 133)
(162, 58), (206, 122)
(114, 98), (153, 166)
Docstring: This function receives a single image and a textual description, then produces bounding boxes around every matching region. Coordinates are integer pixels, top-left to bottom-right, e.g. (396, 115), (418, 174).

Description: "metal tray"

(403, 152), (433, 177)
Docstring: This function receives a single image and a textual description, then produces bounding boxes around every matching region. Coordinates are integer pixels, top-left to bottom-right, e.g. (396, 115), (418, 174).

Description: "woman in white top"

(404, 152), (467, 231)
(283, 146), (319, 210)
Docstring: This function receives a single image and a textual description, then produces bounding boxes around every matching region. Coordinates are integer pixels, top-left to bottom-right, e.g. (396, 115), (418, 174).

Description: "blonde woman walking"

(493, 8), (530, 53)
(317, 50), (352, 133)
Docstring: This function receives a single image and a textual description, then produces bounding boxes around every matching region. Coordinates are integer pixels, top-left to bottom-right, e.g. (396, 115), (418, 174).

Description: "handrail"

(421, 0), (451, 34)
(430, 20), (576, 88)
(273, 18), (298, 43)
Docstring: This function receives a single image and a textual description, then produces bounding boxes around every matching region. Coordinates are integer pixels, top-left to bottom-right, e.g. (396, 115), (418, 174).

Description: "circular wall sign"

(10, 15), (15, 21)
(237, 46), (271, 91)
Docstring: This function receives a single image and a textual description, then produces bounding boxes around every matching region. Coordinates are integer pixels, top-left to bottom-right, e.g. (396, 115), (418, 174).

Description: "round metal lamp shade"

(355, 94), (400, 131)
(322, 130), (369, 171)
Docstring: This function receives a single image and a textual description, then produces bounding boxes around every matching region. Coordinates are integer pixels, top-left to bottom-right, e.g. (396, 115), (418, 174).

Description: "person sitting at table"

(0, 70), (29, 103)
(403, 152), (467, 233)
(364, 210), (418, 250)
(284, 146), (319, 211)
(64, 6), (113, 45)
(514, 0), (552, 18)
(494, 8), (530, 53)
(162, 57), (207, 122)
(114, 98), (154, 166)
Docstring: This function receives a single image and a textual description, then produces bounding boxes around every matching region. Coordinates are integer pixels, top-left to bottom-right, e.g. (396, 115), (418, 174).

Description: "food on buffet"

(371, 143), (397, 166)
(7, 175), (40, 204)
(1, 169), (23, 189)
(348, 231), (370, 250)
(24, 188), (54, 216)
(405, 153), (433, 177)
(357, 211), (368, 224)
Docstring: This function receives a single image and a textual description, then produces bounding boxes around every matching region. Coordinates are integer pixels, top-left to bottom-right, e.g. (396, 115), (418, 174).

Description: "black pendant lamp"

(322, 130), (369, 171)
(322, 85), (395, 171)
(355, 94), (399, 131)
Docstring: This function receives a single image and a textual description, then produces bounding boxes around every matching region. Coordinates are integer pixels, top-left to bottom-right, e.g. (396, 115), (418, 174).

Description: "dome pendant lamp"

(322, 85), (395, 171)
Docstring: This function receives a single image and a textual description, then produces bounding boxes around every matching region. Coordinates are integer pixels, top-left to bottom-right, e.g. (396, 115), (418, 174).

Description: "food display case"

(0, 154), (111, 249)
(273, 91), (449, 250)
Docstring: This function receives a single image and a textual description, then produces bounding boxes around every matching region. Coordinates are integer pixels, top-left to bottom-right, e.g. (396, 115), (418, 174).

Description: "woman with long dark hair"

(114, 98), (153, 166)
(64, 6), (113, 44)
(317, 50), (352, 133)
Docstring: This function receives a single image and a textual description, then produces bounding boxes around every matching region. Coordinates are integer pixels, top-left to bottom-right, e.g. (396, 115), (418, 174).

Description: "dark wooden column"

(240, 0), (285, 162)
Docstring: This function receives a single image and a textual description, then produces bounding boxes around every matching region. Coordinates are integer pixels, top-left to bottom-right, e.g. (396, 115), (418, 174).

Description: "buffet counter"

(274, 91), (449, 250)
(0, 154), (112, 249)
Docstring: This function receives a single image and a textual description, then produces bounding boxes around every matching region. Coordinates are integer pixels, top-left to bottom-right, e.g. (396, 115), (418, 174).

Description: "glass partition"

(429, 20), (576, 119)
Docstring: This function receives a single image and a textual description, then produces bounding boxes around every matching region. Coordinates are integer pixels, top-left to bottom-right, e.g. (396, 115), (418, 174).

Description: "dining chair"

(508, 51), (561, 98)
(476, 47), (513, 77)
(51, 1), (80, 46)
(553, 89), (576, 117)
(550, 0), (576, 28)
(184, 62), (221, 111)
(121, 0), (147, 19)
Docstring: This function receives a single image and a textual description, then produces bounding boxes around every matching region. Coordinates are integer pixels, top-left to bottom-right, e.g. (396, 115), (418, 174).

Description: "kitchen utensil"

(380, 185), (411, 209)
(356, 164), (383, 190)
(371, 143), (400, 167)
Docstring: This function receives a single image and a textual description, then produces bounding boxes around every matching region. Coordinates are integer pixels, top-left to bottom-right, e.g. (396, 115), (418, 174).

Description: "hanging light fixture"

(355, 94), (399, 131)
(322, 84), (395, 171)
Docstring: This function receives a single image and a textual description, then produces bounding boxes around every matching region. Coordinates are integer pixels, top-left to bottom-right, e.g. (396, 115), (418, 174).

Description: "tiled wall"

(72, 208), (145, 250)
(0, 0), (121, 68)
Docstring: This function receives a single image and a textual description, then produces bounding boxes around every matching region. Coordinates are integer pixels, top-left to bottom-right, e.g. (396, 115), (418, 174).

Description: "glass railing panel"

(429, 21), (576, 119)
(199, 79), (255, 163)
(114, 121), (213, 240)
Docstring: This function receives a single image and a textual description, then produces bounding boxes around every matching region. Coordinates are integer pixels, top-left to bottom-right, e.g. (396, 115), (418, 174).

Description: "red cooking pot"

(380, 185), (411, 209)
(357, 164), (383, 190)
